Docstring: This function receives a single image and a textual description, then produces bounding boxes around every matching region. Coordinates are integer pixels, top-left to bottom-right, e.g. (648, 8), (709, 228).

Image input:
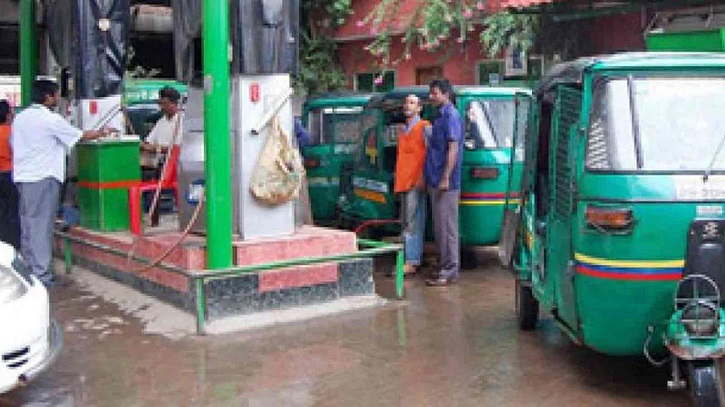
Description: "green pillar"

(19, 0), (38, 106)
(202, 0), (233, 269)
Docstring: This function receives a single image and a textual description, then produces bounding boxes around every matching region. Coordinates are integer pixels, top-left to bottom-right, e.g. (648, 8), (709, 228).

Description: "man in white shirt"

(140, 86), (183, 225)
(141, 86), (183, 164)
(11, 80), (103, 286)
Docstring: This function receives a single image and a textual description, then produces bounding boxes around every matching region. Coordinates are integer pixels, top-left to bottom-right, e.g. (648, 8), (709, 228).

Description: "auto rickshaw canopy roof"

(366, 87), (431, 110)
(535, 52), (725, 96)
(304, 91), (378, 110)
(367, 86), (533, 111)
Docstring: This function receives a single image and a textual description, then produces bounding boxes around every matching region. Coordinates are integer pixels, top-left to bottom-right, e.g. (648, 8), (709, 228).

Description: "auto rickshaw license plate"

(675, 175), (725, 201)
(697, 205), (724, 217)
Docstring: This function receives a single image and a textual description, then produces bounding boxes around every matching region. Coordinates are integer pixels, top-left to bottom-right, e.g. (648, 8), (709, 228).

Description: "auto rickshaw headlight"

(682, 301), (720, 337)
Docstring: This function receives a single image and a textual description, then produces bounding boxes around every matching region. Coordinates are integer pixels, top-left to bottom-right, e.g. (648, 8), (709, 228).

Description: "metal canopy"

(511, 0), (722, 21)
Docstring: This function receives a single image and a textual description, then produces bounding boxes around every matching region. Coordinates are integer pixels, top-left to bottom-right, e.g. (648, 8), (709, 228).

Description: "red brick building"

(332, 0), (689, 91)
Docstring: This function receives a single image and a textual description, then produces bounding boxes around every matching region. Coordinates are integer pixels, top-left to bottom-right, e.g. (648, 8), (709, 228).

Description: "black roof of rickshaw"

(366, 87), (431, 110)
(535, 52), (725, 96)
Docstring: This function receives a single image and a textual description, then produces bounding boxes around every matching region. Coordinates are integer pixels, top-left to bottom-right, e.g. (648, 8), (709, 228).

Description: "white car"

(0, 241), (62, 394)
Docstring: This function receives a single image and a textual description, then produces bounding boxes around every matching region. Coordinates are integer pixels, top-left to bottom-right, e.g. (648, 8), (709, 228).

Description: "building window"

(355, 71), (395, 92)
(477, 56), (544, 86)
(477, 60), (505, 86)
(415, 66), (443, 85)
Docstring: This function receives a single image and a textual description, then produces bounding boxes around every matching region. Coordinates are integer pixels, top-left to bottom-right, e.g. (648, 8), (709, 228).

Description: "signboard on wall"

(505, 48), (528, 77)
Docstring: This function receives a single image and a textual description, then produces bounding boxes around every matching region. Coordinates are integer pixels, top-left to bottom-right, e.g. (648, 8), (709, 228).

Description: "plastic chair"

(128, 146), (180, 235)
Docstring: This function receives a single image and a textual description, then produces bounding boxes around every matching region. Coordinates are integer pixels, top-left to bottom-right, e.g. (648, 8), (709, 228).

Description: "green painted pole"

(19, 0), (38, 106)
(64, 238), (72, 274)
(195, 278), (206, 335)
(202, 0), (233, 269)
(396, 248), (405, 299)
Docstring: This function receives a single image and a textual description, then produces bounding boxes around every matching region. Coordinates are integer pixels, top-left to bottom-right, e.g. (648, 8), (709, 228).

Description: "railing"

(56, 232), (404, 335)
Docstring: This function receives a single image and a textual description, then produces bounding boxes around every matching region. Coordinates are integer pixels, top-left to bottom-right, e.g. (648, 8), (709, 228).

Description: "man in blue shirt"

(424, 79), (463, 286)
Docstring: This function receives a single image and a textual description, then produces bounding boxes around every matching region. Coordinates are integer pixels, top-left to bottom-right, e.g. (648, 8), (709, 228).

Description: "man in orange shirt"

(395, 95), (430, 275)
(0, 100), (19, 248)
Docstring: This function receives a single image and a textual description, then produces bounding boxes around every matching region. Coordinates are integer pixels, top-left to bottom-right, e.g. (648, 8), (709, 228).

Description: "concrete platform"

(54, 220), (377, 328)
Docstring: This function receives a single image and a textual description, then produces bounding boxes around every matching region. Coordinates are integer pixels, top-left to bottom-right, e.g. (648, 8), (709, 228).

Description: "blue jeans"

(401, 189), (427, 266)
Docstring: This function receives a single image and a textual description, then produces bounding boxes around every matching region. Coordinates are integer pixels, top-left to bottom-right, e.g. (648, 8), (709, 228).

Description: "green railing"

(56, 232), (404, 334)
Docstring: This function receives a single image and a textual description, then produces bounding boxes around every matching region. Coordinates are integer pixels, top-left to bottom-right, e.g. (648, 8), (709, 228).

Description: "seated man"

(140, 87), (183, 225)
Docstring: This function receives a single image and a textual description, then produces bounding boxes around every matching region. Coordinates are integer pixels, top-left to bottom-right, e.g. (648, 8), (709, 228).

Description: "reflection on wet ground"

(1, 250), (693, 406)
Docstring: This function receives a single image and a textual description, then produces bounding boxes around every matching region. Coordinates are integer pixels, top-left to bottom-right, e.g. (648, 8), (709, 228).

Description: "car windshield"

(307, 106), (365, 145)
(587, 76), (725, 172)
(466, 99), (518, 149)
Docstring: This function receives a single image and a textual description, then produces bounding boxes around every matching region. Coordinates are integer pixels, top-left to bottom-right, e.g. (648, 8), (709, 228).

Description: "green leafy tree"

(296, 0), (354, 95)
(295, 0), (543, 94)
(355, 0), (540, 67)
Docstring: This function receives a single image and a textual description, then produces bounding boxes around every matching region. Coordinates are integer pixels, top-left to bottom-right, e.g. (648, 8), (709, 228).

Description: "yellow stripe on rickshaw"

(460, 199), (520, 206)
(574, 253), (684, 269)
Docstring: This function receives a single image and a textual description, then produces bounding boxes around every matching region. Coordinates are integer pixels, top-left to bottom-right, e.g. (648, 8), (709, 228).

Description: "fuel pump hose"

(133, 187), (205, 274)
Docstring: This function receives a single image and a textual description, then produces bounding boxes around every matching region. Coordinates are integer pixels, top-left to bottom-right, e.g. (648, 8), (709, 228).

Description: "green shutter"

(379, 71), (395, 92)
(550, 86), (582, 218)
(356, 73), (374, 92)
(478, 61), (504, 85)
(356, 71), (395, 92)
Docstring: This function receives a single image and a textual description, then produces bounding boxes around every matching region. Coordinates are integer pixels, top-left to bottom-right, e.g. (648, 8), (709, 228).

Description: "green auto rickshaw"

(503, 52), (725, 406)
(338, 87), (433, 232)
(458, 87), (531, 246)
(301, 92), (376, 223)
(339, 86), (531, 248)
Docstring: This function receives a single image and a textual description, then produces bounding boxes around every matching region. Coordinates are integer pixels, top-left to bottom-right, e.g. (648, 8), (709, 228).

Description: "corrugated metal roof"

(501, 0), (557, 9)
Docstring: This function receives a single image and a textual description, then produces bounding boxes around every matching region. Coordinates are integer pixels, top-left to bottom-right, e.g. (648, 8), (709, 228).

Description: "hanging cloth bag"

(249, 116), (306, 205)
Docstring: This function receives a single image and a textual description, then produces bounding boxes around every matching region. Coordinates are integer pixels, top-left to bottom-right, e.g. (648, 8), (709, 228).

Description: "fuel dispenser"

(176, 0), (300, 240)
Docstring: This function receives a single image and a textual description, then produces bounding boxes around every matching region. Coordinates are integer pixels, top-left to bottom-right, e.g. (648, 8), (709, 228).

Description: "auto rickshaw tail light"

(305, 158), (320, 168)
(470, 167), (499, 180)
(585, 206), (633, 230)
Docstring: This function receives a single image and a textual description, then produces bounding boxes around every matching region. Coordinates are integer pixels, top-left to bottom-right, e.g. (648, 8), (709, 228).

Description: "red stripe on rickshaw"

(576, 265), (682, 281)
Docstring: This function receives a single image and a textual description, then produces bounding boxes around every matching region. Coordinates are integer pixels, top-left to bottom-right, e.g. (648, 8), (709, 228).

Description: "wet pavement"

(0, 249), (695, 406)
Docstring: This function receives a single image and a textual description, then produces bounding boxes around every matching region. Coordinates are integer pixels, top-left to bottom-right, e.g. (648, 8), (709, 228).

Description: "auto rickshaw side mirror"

(535, 220), (547, 237)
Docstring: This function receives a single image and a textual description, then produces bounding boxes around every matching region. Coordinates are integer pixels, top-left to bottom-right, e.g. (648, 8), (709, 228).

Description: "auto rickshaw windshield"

(307, 106), (365, 145)
(466, 99), (521, 149)
(587, 76), (725, 172)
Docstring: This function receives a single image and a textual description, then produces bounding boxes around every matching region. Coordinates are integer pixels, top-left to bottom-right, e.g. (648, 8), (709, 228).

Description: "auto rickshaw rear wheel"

(687, 359), (725, 407)
(516, 279), (538, 331)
